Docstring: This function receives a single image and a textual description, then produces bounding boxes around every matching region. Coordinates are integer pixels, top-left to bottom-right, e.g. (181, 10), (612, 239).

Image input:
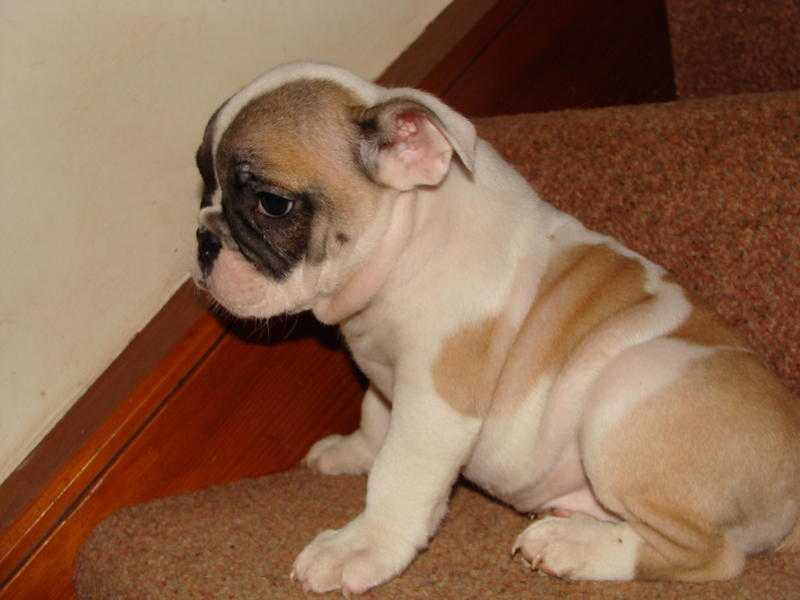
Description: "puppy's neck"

(312, 192), (416, 325)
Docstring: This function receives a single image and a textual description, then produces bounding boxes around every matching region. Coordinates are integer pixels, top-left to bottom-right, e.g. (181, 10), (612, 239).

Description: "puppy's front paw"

(304, 432), (375, 475)
(512, 512), (639, 581)
(291, 516), (416, 595)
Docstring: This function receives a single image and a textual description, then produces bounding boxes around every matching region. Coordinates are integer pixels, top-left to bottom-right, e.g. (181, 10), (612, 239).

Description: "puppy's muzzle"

(196, 227), (222, 278)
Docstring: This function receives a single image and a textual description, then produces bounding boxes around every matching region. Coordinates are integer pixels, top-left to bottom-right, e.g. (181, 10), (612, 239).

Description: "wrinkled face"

(195, 79), (383, 319)
(193, 63), (476, 323)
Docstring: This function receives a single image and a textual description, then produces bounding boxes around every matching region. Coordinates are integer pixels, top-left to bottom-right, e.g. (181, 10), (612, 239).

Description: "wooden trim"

(0, 282), (224, 585)
(377, 0), (504, 90)
(0, 0), (497, 589)
(439, 0), (676, 116)
(418, 0), (529, 97)
(0, 281), (207, 528)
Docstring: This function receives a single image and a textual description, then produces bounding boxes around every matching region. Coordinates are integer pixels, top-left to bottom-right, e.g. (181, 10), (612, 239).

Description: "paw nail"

(511, 538), (522, 556)
(540, 563), (558, 577)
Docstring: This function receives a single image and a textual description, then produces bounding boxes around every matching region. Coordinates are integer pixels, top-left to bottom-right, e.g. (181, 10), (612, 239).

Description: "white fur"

(196, 63), (795, 594)
(313, 190), (415, 324)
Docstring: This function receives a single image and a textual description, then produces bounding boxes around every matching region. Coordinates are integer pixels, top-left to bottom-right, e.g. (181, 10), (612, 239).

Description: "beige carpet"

(76, 470), (800, 599)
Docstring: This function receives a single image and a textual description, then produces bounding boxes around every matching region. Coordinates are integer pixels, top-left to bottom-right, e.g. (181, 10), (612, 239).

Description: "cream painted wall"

(0, 0), (451, 484)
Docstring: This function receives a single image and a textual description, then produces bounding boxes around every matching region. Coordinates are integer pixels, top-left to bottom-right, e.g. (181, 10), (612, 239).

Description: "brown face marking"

(214, 80), (380, 278)
(434, 244), (653, 417)
(218, 79), (375, 211)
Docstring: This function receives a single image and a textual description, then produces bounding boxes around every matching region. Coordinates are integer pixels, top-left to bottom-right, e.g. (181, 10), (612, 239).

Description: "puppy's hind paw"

(513, 513), (641, 581)
(303, 432), (375, 475)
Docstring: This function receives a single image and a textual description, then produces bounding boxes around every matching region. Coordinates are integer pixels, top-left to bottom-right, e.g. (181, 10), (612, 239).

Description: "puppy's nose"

(196, 227), (222, 277)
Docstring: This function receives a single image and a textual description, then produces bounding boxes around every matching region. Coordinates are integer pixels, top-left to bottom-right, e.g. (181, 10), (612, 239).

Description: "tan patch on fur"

(433, 318), (500, 416)
(669, 302), (748, 348)
(661, 273), (747, 348)
(634, 512), (744, 581)
(494, 245), (652, 413)
(530, 246), (650, 379)
(592, 350), (800, 580)
(433, 244), (653, 416)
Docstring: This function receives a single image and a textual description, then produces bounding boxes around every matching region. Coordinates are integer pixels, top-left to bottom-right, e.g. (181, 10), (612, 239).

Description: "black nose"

(196, 227), (222, 277)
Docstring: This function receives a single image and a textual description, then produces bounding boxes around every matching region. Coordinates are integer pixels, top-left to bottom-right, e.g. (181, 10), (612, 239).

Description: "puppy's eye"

(256, 192), (294, 218)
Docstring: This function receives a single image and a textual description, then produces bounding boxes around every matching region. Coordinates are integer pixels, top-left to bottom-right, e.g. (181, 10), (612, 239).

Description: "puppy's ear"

(195, 99), (230, 208)
(356, 91), (476, 191)
(195, 123), (217, 209)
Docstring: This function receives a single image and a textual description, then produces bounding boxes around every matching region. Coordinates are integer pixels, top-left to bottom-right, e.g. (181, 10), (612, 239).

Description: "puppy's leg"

(293, 382), (481, 594)
(304, 386), (390, 475)
(521, 343), (800, 583)
(592, 349), (799, 581)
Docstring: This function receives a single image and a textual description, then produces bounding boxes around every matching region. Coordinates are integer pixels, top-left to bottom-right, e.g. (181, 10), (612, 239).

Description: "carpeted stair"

(76, 470), (800, 600)
(666, 0), (800, 98)
(75, 2), (800, 598)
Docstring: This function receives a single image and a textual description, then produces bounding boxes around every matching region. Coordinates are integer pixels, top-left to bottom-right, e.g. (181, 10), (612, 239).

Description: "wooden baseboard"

(377, 0), (506, 89)
(0, 282), (224, 585)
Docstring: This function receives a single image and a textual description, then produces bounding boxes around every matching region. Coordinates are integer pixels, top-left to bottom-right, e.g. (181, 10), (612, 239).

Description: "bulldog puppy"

(194, 62), (800, 594)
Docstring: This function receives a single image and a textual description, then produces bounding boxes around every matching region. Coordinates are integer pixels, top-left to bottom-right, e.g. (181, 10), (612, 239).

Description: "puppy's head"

(194, 62), (475, 323)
